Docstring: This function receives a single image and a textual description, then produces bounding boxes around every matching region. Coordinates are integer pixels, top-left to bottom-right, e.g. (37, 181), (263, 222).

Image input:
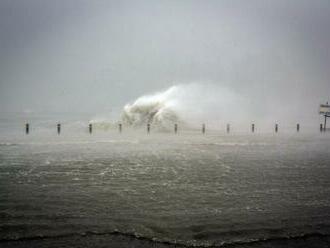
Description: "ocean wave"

(120, 83), (248, 131)
(0, 143), (18, 146)
(121, 86), (181, 130)
(1, 228), (330, 247)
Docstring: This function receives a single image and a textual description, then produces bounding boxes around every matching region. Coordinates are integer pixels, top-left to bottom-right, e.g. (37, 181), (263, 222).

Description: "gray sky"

(1, 0), (329, 122)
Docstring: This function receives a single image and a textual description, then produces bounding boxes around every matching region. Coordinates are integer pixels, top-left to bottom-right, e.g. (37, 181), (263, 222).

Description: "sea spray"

(120, 83), (249, 130)
(121, 86), (181, 129)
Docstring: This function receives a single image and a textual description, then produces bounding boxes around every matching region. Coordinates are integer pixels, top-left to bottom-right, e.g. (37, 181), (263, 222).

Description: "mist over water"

(120, 83), (249, 130)
(1, 1), (330, 247)
(86, 82), (323, 132)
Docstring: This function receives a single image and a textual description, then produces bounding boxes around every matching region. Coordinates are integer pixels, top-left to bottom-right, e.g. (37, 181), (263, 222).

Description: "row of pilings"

(23, 123), (328, 135)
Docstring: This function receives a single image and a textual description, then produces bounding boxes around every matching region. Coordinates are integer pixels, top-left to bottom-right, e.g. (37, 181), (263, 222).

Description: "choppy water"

(1, 116), (330, 247)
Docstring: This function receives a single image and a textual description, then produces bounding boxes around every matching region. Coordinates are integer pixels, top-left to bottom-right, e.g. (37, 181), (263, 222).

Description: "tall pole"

(25, 123), (29, 135)
(57, 123), (61, 135)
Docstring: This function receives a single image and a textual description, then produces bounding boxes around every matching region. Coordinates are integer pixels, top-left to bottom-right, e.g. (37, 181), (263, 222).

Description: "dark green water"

(1, 130), (330, 247)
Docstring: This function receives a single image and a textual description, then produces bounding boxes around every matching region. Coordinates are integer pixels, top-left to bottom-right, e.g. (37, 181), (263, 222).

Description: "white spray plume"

(121, 83), (250, 129)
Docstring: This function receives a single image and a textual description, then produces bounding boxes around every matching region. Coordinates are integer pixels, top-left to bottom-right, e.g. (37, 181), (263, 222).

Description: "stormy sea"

(0, 111), (330, 248)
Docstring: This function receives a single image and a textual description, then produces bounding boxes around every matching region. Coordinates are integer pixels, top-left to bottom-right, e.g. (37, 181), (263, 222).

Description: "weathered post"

(202, 123), (205, 134)
(57, 123), (61, 135)
(119, 123), (122, 133)
(226, 124), (230, 133)
(174, 123), (178, 134)
(25, 123), (29, 135)
(275, 124), (278, 133)
(89, 123), (92, 134)
(251, 123), (255, 133)
(296, 123), (300, 132)
(147, 123), (150, 134)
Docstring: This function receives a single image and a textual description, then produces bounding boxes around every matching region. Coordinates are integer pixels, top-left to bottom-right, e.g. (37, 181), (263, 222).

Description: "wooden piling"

(25, 123), (29, 135)
(251, 123), (255, 133)
(89, 123), (92, 134)
(174, 123), (178, 134)
(57, 123), (61, 135)
(147, 123), (150, 134)
(275, 124), (278, 133)
(296, 123), (300, 132)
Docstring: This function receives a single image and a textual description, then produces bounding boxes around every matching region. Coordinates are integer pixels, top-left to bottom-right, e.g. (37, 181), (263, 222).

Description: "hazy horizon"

(1, 0), (329, 125)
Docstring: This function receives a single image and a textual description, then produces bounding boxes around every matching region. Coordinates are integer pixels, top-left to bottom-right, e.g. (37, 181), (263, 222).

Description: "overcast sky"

(0, 0), (329, 122)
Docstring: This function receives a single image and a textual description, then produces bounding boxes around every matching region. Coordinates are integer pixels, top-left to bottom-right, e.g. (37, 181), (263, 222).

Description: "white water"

(82, 83), (325, 132)
(120, 83), (249, 130)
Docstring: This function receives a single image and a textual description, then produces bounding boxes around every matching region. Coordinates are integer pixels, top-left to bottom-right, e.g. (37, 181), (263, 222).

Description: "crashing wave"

(121, 86), (181, 130)
(120, 83), (249, 130)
